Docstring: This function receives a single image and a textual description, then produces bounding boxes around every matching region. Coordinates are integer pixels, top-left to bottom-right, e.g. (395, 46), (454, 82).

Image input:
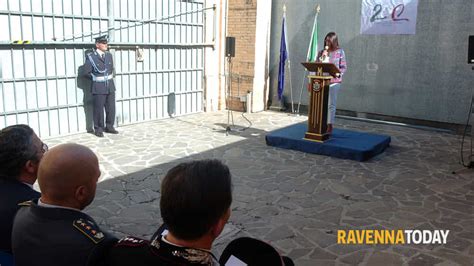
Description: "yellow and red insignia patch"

(73, 218), (105, 244)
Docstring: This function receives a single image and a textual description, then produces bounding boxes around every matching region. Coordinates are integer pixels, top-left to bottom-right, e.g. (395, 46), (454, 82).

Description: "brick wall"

(226, 0), (257, 111)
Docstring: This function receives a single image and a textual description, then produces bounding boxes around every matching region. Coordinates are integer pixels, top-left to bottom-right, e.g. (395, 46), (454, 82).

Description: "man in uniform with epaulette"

(107, 159), (233, 265)
(83, 35), (118, 137)
(0, 125), (44, 257)
(12, 143), (117, 266)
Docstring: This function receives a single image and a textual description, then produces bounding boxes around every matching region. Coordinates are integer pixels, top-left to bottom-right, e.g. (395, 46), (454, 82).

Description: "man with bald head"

(12, 143), (117, 266)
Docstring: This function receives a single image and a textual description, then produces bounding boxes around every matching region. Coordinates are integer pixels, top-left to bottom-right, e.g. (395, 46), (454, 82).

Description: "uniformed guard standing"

(83, 35), (118, 137)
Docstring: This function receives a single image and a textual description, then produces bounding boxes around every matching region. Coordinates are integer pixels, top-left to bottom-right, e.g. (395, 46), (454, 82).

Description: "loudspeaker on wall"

(469, 35), (474, 64)
(226, 36), (235, 58)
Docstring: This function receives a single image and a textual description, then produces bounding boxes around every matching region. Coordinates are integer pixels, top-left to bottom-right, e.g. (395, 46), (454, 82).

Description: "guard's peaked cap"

(94, 35), (108, 43)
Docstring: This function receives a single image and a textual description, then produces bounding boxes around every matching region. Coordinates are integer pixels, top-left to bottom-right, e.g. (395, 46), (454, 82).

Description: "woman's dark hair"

(160, 159), (233, 240)
(0, 125), (37, 180)
(324, 32), (339, 51)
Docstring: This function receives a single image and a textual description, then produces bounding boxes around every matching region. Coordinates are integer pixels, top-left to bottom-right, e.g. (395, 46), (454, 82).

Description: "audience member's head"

(38, 143), (100, 210)
(0, 124), (46, 184)
(220, 237), (295, 266)
(160, 159), (232, 248)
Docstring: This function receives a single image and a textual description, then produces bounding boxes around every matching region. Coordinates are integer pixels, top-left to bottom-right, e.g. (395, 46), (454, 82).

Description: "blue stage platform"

(265, 122), (391, 161)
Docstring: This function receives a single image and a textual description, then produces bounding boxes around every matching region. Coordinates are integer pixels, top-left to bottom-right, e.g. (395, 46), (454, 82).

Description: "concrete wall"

(252, 0), (272, 112)
(269, 0), (474, 125)
(204, 0), (227, 112)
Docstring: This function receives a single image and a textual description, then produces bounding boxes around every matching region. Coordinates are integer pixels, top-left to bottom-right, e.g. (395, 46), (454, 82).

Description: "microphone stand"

(452, 66), (474, 174)
(225, 56), (234, 135)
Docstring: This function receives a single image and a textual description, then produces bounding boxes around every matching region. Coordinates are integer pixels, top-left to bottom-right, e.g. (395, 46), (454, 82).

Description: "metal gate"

(0, 0), (210, 138)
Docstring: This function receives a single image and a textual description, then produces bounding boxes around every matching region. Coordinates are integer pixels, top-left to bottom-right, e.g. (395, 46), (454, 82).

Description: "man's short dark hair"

(0, 124), (37, 180)
(160, 159), (232, 240)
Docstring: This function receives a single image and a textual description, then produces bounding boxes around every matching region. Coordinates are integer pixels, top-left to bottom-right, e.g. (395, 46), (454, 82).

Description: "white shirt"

(96, 49), (105, 57)
(38, 198), (81, 212)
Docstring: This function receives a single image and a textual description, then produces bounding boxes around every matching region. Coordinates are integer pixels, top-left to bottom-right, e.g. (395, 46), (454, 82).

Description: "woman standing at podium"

(317, 32), (347, 134)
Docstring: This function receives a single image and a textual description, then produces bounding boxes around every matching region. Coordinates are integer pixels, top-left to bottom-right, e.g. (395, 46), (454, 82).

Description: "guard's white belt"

(92, 74), (113, 82)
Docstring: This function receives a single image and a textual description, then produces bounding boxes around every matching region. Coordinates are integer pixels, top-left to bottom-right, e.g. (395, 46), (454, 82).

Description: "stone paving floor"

(43, 111), (474, 265)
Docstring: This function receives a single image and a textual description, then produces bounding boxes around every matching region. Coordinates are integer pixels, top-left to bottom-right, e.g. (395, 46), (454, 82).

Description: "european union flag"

(277, 14), (288, 101)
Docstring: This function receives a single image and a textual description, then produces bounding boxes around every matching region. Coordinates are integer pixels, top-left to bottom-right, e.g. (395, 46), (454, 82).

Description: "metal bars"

(0, 0), (208, 137)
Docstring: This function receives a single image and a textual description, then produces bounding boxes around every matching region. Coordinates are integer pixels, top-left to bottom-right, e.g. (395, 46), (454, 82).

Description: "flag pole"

(288, 57), (295, 114)
(296, 4), (320, 115)
(277, 4), (291, 111)
(283, 5), (295, 114)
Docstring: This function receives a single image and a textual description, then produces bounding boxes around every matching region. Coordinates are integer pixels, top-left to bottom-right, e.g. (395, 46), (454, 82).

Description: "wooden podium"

(301, 62), (341, 142)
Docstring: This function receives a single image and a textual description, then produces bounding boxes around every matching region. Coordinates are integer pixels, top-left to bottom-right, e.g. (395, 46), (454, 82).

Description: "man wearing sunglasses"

(83, 35), (119, 137)
(0, 125), (45, 257)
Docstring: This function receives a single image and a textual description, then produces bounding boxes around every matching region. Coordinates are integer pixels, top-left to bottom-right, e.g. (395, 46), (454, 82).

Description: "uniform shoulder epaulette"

(116, 236), (149, 247)
(73, 218), (105, 244)
(18, 200), (32, 207)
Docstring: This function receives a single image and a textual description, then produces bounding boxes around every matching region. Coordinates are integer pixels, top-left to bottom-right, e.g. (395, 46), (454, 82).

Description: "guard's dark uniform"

(83, 42), (116, 135)
(0, 179), (40, 253)
(11, 199), (117, 266)
(108, 236), (218, 266)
